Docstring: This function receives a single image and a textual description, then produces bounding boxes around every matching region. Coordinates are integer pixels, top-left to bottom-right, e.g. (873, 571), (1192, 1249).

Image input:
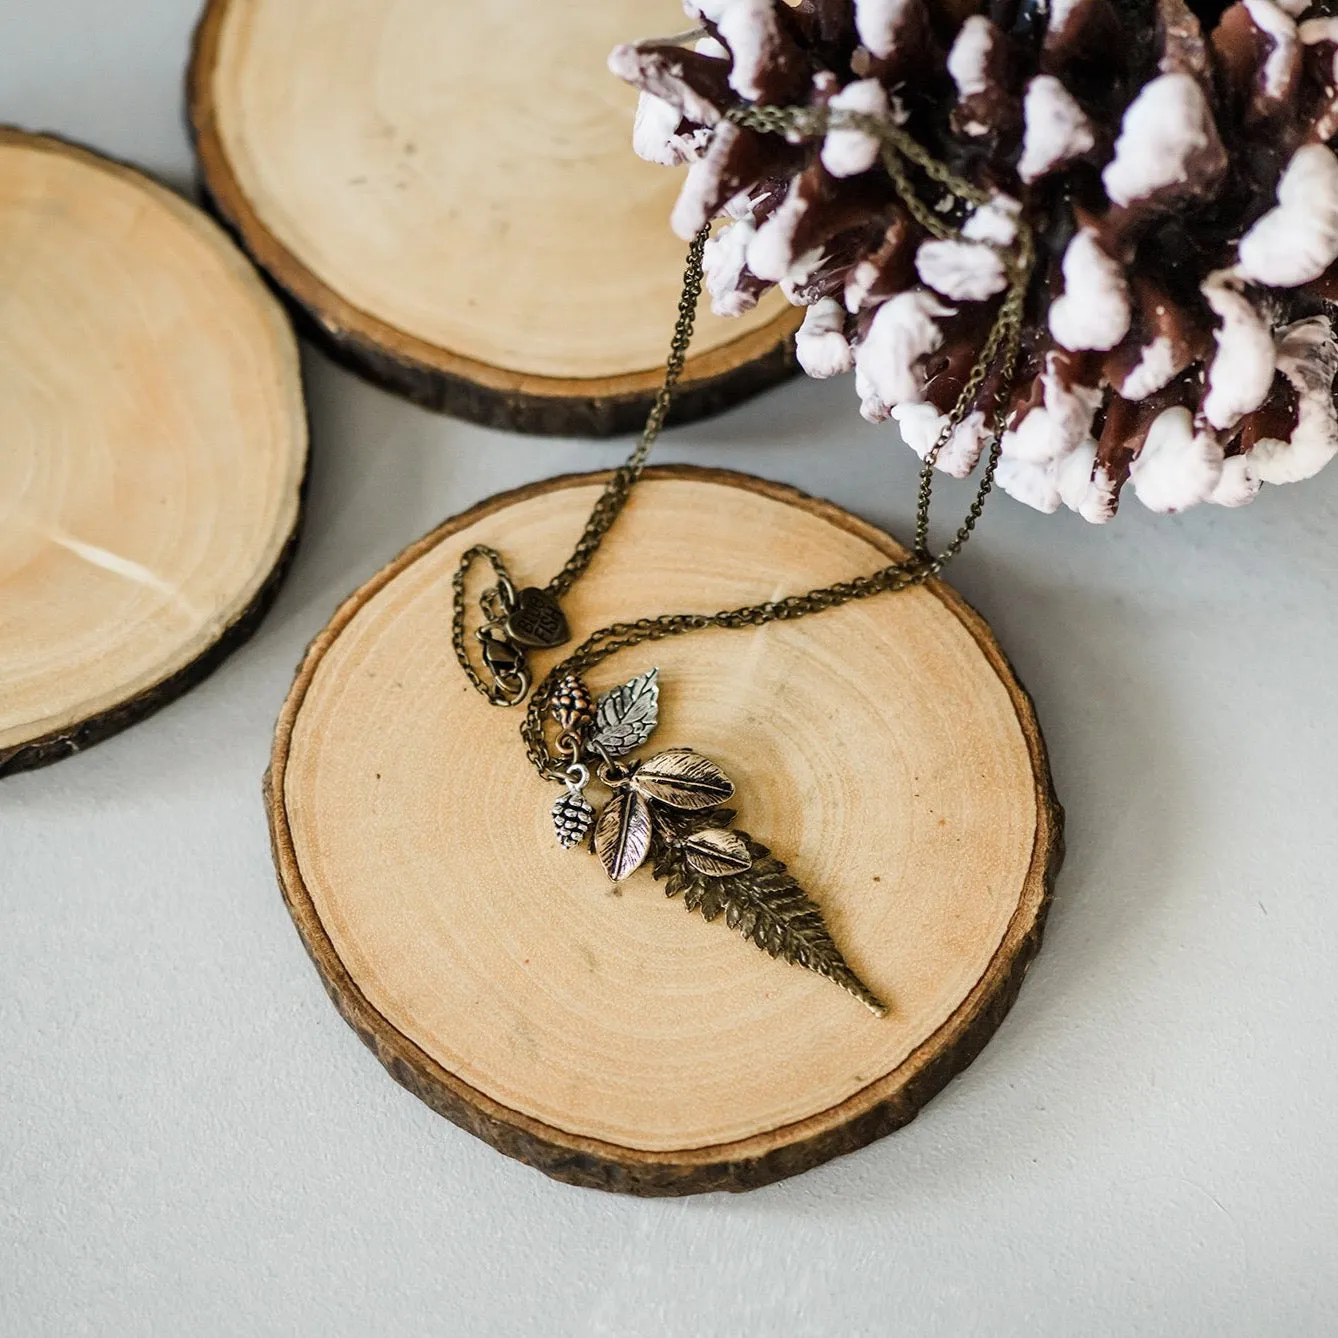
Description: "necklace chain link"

(450, 103), (1034, 780)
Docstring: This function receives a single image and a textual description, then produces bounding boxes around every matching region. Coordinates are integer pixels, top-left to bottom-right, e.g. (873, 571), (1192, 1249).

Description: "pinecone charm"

(611, 0), (1338, 521)
(550, 674), (595, 732)
(551, 788), (595, 849)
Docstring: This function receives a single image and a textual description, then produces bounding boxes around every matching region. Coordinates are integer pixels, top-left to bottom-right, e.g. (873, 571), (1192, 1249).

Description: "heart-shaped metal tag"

(505, 587), (570, 649)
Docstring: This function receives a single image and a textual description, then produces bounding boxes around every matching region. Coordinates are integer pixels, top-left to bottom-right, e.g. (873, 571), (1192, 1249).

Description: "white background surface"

(3, 4), (1337, 1335)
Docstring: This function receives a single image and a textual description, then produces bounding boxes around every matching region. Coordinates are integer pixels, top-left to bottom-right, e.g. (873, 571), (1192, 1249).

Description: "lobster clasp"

(477, 626), (531, 706)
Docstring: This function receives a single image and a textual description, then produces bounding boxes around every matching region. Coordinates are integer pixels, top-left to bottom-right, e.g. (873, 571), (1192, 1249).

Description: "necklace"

(450, 104), (1035, 1015)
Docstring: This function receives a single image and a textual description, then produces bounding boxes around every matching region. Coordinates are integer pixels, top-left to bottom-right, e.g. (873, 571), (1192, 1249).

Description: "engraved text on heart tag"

(505, 587), (570, 648)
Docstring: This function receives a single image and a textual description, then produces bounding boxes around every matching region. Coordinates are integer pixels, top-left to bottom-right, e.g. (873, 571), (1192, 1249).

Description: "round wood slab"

(268, 467), (1062, 1194)
(189, 0), (801, 435)
(0, 130), (306, 778)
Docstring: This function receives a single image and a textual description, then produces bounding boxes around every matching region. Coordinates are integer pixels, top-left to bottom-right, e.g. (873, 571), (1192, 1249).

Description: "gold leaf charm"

(631, 749), (734, 810)
(683, 828), (752, 876)
(593, 788), (653, 882)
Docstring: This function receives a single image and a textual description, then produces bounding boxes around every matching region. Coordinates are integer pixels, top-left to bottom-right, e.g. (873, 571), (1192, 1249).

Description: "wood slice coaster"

(189, 0), (801, 436)
(0, 130), (306, 778)
(269, 467), (1062, 1193)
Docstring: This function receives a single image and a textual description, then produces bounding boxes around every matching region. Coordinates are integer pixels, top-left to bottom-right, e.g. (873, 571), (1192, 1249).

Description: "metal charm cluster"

(545, 667), (887, 1015)
(548, 668), (744, 876)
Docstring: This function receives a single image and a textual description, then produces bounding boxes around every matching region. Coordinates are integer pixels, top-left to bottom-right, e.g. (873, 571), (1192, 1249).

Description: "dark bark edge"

(2, 509), (304, 779)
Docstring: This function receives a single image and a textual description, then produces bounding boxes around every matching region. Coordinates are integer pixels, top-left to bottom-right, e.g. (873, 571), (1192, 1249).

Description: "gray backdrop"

(2, 3), (1336, 1335)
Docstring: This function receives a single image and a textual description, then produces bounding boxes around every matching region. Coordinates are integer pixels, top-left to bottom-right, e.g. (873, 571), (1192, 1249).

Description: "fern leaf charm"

(649, 820), (887, 1017)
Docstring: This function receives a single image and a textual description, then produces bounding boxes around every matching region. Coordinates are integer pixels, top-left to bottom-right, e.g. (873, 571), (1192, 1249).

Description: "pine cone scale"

(613, 0), (1338, 518)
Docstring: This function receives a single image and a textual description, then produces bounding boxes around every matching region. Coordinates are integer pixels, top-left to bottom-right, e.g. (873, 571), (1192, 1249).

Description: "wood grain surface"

(0, 129), (306, 776)
(267, 467), (1062, 1193)
(188, 0), (803, 435)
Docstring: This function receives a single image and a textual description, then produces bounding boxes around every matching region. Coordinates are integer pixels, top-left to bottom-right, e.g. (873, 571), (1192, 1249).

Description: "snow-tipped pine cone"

(610, 0), (1338, 520)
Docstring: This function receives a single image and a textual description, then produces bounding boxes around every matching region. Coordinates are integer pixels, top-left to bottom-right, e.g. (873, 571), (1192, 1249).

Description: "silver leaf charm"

(586, 667), (659, 759)
(593, 789), (653, 881)
(631, 749), (735, 810)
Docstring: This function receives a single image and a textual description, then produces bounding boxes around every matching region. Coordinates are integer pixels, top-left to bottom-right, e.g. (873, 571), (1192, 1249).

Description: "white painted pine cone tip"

(613, 0), (1338, 522)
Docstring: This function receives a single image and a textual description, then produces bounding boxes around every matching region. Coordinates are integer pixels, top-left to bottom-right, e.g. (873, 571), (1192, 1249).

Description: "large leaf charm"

(586, 668), (659, 759)
(631, 749), (734, 810)
(649, 822), (887, 1016)
(593, 788), (653, 882)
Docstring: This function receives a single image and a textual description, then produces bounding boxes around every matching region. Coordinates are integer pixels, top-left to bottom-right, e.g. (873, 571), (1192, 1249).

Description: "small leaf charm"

(632, 749), (735, 810)
(551, 789), (594, 849)
(586, 668), (659, 759)
(683, 828), (752, 876)
(593, 788), (653, 881)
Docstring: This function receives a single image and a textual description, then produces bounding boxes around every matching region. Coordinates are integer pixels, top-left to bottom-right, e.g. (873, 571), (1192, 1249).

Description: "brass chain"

(546, 226), (710, 599)
(449, 544), (522, 702)
(451, 102), (1034, 775)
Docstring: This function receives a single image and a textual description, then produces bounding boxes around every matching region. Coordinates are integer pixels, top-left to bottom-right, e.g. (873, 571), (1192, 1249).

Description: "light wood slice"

(189, 0), (802, 436)
(0, 130), (306, 777)
(268, 467), (1062, 1193)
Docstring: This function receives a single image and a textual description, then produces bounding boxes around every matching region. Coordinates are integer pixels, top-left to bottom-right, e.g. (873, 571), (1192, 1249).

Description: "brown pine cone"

(610, 0), (1338, 521)
(550, 674), (596, 731)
